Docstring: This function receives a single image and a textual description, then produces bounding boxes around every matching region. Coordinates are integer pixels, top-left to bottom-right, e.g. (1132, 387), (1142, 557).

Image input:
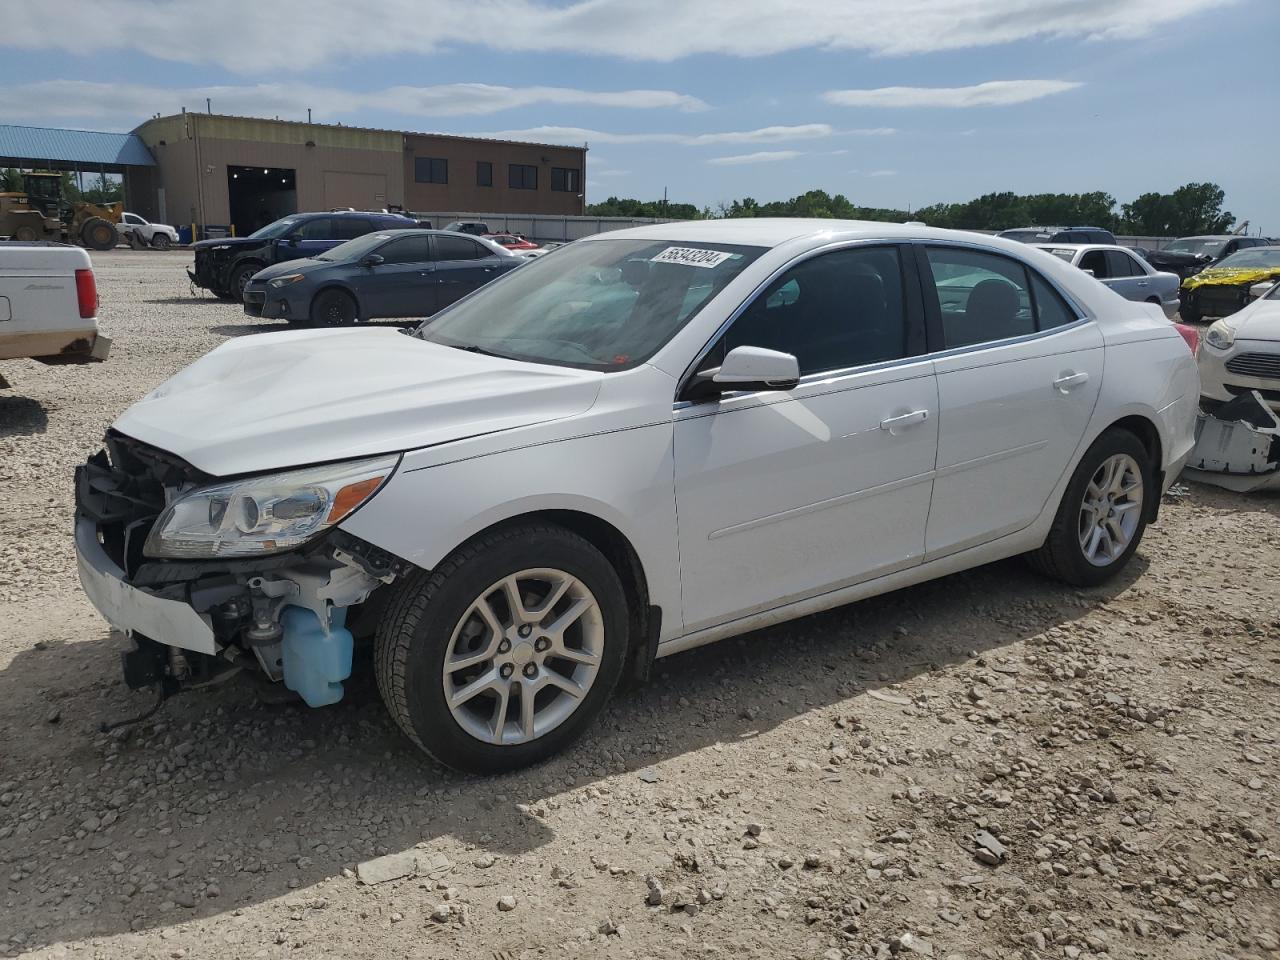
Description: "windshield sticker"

(651, 247), (735, 268)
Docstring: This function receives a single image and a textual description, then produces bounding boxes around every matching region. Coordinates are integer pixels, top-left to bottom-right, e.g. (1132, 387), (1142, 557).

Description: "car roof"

(1031, 243), (1136, 253)
(299, 210), (412, 219)
(578, 217), (1031, 249)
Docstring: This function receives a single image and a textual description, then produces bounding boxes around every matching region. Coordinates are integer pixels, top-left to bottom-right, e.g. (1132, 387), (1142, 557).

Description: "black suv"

(998, 226), (1118, 245)
(188, 211), (418, 301)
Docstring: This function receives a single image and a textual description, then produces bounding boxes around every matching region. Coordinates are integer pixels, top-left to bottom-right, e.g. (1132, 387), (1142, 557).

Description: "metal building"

(132, 113), (587, 236)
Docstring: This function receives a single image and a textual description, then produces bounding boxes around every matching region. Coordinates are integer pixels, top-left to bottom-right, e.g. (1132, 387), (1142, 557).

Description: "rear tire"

(375, 523), (629, 773)
(80, 218), (119, 251)
(1028, 428), (1153, 587)
(309, 288), (359, 326)
(13, 225), (38, 242)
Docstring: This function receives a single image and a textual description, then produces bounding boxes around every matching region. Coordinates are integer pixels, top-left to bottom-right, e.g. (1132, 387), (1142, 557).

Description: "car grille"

(75, 432), (209, 576)
(243, 290), (265, 317)
(1225, 352), (1280, 381)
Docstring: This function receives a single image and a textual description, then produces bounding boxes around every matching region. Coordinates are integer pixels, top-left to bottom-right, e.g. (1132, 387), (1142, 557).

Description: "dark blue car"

(242, 229), (527, 325)
(188, 210), (419, 302)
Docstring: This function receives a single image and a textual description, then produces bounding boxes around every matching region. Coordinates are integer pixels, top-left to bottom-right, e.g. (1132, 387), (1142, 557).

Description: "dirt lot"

(1, 249), (1277, 960)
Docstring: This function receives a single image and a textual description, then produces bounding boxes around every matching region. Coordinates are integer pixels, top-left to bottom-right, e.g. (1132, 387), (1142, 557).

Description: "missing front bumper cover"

(1185, 390), (1280, 492)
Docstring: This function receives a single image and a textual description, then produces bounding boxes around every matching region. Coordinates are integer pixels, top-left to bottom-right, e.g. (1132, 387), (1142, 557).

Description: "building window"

(414, 157), (448, 184)
(509, 164), (538, 190)
(476, 161), (493, 187)
(551, 167), (581, 193)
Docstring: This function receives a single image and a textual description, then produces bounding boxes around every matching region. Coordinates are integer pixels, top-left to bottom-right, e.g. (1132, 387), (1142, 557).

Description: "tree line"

(587, 182), (1238, 237)
(1, 168), (125, 205)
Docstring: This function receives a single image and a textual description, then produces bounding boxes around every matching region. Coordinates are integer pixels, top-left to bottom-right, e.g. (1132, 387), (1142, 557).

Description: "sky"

(1, 0), (1276, 232)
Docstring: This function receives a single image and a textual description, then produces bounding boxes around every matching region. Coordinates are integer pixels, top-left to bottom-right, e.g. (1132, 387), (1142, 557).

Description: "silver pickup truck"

(0, 242), (110, 386)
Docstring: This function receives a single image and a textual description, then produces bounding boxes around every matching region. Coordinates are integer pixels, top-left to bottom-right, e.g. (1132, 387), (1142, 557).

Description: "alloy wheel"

(1078, 453), (1143, 566)
(442, 568), (604, 745)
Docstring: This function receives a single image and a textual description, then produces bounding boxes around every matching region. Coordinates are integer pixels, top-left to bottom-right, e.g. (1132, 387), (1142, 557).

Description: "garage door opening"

(228, 166), (297, 236)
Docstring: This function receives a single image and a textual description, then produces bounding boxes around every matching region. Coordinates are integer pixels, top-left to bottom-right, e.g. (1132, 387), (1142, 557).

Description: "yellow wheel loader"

(0, 172), (122, 250)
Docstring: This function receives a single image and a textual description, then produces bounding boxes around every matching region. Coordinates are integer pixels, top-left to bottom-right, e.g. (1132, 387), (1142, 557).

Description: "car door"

(431, 235), (505, 309)
(1102, 249), (1147, 301)
(673, 244), (938, 634)
(920, 244), (1103, 559)
(353, 233), (437, 318)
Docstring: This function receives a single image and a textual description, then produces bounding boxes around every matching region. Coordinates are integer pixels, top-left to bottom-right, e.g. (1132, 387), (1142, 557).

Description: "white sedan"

(1034, 243), (1181, 318)
(73, 220), (1198, 772)
(1198, 284), (1280, 411)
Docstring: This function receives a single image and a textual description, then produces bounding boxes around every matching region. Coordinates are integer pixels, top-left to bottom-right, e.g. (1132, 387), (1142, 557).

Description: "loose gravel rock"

(1, 250), (1278, 959)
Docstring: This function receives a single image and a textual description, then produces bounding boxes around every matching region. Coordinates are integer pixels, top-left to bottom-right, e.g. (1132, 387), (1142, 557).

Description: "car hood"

(1183, 265), (1280, 290)
(112, 328), (604, 476)
(1231, 300), (1280, 341)
(250, 258), (334, 281)
(192, 237), (263, 253)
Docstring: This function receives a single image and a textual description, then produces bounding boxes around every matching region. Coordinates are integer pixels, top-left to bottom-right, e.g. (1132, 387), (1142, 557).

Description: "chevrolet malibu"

(75, 220), (1199, 773)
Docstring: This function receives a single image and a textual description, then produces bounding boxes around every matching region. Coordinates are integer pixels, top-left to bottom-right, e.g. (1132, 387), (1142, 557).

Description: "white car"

(1198, 284), (1280, 411)
(1034, 243), (1181, 318)
(74, 220), (1198, 772)
(119, 212), (180, 249)
(1, 243), (110, 386)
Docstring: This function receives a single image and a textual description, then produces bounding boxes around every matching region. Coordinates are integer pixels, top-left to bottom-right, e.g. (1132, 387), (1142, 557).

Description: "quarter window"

(477, 161), (493, 187)
(434, 235), (487, 261)
(551, 167), (581, 192)
(722, 246), (910, 376)
(414, 157), (448, 184)
(509, 164), (538, 190)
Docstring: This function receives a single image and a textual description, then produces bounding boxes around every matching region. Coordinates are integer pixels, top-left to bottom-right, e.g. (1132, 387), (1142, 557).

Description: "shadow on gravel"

(0, 394), (49, 436)
(147, 296), (235, 306)
(1182, 478), (1280, 517)
(0, 555), (1146, 950)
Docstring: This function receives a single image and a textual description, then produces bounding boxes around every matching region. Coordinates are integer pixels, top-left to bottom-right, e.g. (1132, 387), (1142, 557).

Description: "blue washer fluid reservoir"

(280, 606), (353, 707)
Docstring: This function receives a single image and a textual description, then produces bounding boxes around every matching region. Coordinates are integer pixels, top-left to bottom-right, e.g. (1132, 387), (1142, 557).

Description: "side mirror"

(686, 346), (800, 401)
(360, 253), (384, 268)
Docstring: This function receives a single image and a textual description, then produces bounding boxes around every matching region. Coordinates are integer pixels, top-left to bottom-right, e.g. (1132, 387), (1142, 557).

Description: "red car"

(486, 233), (539, 251)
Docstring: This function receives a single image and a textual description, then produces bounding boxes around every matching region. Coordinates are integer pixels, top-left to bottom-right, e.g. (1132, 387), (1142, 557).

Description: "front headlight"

(1204, 320), (1237, 351)
(268, 274), (306, 288)
(144, 454), (399, 558)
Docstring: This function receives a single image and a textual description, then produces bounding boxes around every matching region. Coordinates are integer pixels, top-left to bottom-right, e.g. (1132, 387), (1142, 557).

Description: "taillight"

(75, 268), (97, 319)
(1174, 322), (1199, 354)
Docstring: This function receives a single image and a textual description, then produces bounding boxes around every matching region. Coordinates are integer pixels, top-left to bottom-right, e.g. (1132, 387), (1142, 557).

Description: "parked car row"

(77, 221), (1199, 771)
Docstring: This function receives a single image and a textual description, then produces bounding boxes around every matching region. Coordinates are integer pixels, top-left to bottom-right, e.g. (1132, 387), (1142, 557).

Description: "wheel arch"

(440, 508), (660, 683)
(311, 282), (362, 318)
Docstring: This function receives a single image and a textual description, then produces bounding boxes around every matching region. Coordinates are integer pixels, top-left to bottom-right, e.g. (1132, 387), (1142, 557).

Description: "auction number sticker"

(651, 246), (734, 268)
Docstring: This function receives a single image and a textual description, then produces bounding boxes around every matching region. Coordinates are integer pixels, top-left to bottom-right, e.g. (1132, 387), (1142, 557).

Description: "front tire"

(309, 288), (359, 326)
(229, 263), (260, 303)
(1028, 428), (1153, 587)
(151, 233), (172, 250)
(375, 524), (629, 773)
(80, 218), (119, 251)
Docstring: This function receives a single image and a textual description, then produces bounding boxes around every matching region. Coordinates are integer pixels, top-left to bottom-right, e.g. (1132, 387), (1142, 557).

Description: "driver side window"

(720, 246), (910, 376)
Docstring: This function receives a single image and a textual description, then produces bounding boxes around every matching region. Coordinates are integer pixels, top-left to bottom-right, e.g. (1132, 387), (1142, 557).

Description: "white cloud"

(868, 169), (898, 177)
(0, 0), (1234, 70)
(823, 80), (1082, 108)
(0, 79), (706, 130)
(707, 150), (803, 166)
(478, 123), (849, 147)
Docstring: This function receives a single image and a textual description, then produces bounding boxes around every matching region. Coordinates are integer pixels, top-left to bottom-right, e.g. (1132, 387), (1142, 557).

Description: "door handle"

(1136, 280), (1149, 287)
(880, 409), (929, 433)
(1053, 371), (1090, 392)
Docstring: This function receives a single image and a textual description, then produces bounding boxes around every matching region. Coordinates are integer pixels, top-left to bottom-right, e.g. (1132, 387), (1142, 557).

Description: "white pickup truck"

(0, 242), (110, 386)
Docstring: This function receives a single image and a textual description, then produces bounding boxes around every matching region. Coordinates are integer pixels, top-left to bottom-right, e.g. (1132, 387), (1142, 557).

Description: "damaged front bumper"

(74, 435), (410, 706)
(1185, 390), (1280, 492)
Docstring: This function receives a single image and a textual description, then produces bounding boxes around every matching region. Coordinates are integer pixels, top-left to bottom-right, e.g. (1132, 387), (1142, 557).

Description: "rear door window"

(925, 247), (1035, 347)
(1105, 250), (1140, 277)
(333, 217), (375, 240)
(434, 235), (489, 261)
(1078, 250), (1108, 278)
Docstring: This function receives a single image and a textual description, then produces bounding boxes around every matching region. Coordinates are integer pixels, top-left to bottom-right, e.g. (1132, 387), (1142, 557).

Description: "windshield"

(316, 232), (398, 262)
(247, 217), (300, 240)
(1165, 238), (1226, 256)
(1040, 247), (1077, 261)
(1213, 248), (1280, 269)
(415, 239), (766, 370)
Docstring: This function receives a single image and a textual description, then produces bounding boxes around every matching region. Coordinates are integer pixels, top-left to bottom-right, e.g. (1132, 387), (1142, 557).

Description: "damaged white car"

(76, 220), (1198, 773)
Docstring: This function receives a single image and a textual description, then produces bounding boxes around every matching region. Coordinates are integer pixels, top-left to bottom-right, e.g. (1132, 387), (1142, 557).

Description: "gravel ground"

(1, 249), (1278, 960)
